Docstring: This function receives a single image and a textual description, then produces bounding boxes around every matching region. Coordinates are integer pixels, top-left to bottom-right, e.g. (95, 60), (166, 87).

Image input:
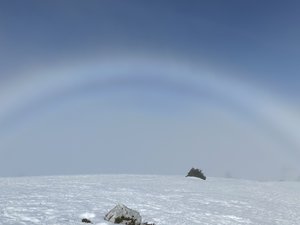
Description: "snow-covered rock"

(104, 204), (142, 225)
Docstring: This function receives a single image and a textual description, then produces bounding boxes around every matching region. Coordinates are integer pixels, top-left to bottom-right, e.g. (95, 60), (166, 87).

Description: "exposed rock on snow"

(104, 204), (142, 225)
(186, 167), (206, 180)
(82, 218), (93, 223)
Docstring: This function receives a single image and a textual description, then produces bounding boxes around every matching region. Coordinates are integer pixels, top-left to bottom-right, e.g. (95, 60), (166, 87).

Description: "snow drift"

(0, 175), (299, 225)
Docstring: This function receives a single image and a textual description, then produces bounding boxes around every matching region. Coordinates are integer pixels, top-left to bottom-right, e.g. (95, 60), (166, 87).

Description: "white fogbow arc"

(0, 54), (299, 159)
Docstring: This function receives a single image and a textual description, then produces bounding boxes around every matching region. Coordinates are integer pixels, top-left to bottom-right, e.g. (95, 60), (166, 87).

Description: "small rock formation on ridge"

(186, 167), (206, 180)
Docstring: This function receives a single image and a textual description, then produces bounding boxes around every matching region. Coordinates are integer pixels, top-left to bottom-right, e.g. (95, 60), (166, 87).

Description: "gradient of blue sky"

(0, 1), (299, 179)
(1, 1), (299, 91)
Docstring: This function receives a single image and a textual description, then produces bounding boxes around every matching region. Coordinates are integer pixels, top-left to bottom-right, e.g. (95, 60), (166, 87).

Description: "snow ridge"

(0, 175), (299, 225)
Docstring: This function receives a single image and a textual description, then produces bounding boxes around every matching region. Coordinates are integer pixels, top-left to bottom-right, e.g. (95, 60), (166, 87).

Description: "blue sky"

(1, 0), (299, 91)
(0, 1), (299, 179)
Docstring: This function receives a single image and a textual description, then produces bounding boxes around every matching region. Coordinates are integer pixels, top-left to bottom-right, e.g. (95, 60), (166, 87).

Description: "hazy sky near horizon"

(0, 1), (300, 180)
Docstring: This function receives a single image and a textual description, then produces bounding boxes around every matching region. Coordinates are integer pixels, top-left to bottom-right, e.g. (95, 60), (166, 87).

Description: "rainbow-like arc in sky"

(0, 53), (299, 178)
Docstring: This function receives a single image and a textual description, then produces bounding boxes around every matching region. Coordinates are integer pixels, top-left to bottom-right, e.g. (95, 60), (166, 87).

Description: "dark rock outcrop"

(82, 218), (92, 223)
(186, 167), (206, 180)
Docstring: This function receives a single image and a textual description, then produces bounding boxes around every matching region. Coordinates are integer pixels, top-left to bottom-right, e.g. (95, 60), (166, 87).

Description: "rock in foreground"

(104, 204), (142, 225)
(82, 218), (92, 223)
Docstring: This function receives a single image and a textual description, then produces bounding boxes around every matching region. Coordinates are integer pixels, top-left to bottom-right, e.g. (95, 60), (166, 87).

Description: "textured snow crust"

(0, 175), (299, 225)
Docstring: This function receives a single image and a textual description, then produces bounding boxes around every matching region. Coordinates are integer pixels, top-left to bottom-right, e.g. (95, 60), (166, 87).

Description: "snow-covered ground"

(0, 175), (299, 225)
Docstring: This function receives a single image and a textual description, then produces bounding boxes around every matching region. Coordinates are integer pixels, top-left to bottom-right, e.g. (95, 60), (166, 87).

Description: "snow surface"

(0, 175), (299, 225)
